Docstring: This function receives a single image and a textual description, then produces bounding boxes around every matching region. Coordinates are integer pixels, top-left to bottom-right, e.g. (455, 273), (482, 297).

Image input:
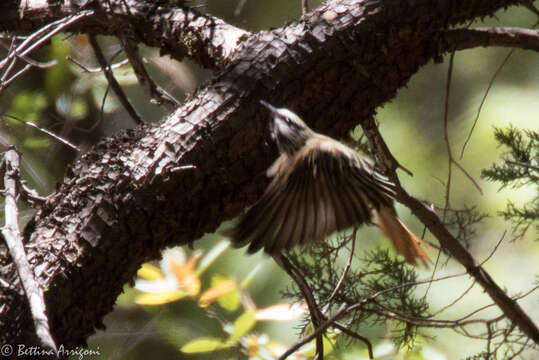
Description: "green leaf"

(230, 310), (257, 343)
(23, 137), (50, 149)
(70, 98), (89, 119)
(217, 287), (240, 312)
(8, 91), (48, 124)
(45, 35), (74, 98)
(180, 337), (229, 353)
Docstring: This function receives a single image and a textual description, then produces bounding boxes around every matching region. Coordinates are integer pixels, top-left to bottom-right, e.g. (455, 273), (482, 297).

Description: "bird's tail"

(376, 206), (431, 267)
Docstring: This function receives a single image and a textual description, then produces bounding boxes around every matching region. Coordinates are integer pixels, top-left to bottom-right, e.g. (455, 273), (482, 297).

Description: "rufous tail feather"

(377, 206), (431, 267)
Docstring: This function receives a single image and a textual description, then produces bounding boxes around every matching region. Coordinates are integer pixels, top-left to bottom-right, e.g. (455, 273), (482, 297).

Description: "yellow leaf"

(230, 311), (257, 342)
(137, 263), (164, 280)
(181, 337), (230, 353)
(135, 290), (187, 305)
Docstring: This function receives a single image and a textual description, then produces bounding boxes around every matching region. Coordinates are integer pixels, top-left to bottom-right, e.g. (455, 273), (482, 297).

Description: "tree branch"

(361, 116), (539, 344)
(444, 27), (539, 52)
(0, 0), (534, 348)
(0, 0), (248, 69)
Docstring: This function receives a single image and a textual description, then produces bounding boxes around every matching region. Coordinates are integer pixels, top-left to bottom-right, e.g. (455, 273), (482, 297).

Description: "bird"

(227, 100), (430, 266)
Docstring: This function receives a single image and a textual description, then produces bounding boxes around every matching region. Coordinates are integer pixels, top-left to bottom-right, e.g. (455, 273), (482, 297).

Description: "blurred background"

(0, 1), (537, 359)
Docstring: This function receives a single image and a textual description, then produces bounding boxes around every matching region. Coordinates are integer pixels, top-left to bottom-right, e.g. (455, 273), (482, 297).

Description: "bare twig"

(444, 27), (539, 53)
(327, 228), (356, 304)
(123, 40), (179, 109)
(0, 148), (56, 352)
(361, 121), (539, 343)
(89, 35), (144, 125)
(332, 322), (373, 359)
(479, 231), (507, 266)
(1, 114), (80, 152)
(67, 55), (129, 73)
(302, 0), (309, 15)
(460, 50), (514, 159)
(0, 11), (94, 70)
(273, 253), (325, 359)
(506, 160), (539, 171)
(0, 63), (31, 92)
(279, 271), (470, 360)
(442, 51), (455, 219)
(234, 0), (248, 17)
(19, 181), (46, 207)
(524, 2), (539, 18)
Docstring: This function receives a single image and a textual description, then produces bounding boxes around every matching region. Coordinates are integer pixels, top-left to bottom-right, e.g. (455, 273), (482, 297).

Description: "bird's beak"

(259, 100), (278, 115)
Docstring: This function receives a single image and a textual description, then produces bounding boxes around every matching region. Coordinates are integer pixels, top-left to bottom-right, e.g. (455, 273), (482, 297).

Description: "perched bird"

(228, 101), (430, 266)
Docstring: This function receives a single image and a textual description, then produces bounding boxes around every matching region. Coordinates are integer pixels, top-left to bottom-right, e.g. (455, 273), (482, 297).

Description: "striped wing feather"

(230, 136), (395, 254)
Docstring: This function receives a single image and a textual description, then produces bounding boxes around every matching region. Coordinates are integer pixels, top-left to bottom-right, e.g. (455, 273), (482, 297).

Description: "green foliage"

(463, 353), (490, 360)
(7, 91), (48, 124)
(285, 234), (430, 351)
(481, 125), (538, 240)
(181, 337), (232, 353)
(443, 206), (488, 249)
(44, 36), (75, 98)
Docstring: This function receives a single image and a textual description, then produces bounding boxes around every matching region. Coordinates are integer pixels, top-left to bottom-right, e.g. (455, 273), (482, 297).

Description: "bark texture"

(0, 0), (534, 349)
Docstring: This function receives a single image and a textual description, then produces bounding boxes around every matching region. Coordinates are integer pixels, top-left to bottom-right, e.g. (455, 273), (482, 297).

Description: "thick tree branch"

(0, 0), (248, 69)
(0, 0), (535, 349)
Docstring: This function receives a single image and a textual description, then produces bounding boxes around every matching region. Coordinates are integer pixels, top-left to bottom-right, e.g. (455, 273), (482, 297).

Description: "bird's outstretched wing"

(228, 136), (395, 254)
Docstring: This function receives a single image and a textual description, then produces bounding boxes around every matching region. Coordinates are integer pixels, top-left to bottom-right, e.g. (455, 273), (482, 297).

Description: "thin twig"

(479, 231), (506, 266)
(430, 279), (476, 317)
(459, 50), (514, 159)
(279, 271), (469, 360)
(302, 0), (309, 15)
(361, 96), (539, 343)
(89, 35), (144, 125)
(0, 11), (94, 70)
(442, 51), (455, 221)
(273, 253), (325, 359)
(1, 114), (80, 152)
(506, 160), (539, 171)
(0, 40), (57, 68)
(0, 63), (31, 92)
(234, 0), (248, 17)
(1, 148), (56, 352)
(331, 322), (373, 359)
(123, 39), (179, 109)
(327, 228), (356, 304)
(67, 55), (129, 73)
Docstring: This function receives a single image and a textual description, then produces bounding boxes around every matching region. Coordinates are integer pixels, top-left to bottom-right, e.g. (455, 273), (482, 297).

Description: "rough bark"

(0, 0), (535, 349)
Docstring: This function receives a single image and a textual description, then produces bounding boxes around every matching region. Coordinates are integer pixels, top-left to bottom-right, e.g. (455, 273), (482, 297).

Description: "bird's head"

(260, 100), (314, 156)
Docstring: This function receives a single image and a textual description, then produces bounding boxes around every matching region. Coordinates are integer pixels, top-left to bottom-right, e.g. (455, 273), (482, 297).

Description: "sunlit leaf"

(135, 290), (187, 305)
(196, 241), (230, 275)
(137, 263), (164, 280)
(255, 302), (307, 322)
(180, 337), (230, 353)
(230, 310), (257, 342)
